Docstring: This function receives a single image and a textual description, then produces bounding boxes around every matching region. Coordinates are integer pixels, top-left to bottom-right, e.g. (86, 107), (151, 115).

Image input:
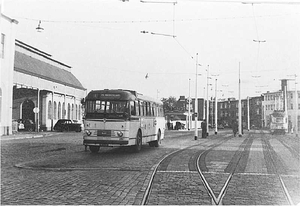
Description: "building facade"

(12, 40), (86, 131)
(0, 12), (18, 135)
(262, 90), (299, 132)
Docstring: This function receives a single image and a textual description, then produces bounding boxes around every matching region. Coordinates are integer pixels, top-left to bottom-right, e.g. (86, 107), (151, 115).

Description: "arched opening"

(22, 99), (35, 122)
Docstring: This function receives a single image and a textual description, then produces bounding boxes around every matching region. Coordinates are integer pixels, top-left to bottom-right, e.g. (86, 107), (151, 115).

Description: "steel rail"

(262, 136), (295, 205)
(141, 133), (235, 205)
(141, 135), (228, 205)
(196, 133), (253, 205)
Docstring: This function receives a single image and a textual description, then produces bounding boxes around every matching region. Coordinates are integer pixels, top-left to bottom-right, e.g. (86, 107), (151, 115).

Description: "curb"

(1, 133), (54, 141)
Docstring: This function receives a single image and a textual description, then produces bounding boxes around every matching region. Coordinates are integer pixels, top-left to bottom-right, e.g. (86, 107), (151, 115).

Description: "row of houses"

(165, 81), (299, 131)
(1, 12), (86, 136)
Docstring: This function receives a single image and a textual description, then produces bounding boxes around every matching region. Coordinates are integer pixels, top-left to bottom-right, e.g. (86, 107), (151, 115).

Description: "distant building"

(0, 13), (18, 135)
(262, 90), (299, 131)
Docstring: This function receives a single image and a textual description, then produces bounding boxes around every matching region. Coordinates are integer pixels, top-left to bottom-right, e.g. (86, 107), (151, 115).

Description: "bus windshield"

(85, 100), (129, 119)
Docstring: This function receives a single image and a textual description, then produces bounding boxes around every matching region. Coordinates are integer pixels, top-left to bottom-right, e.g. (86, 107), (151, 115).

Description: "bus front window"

(85, 100), (129, 119)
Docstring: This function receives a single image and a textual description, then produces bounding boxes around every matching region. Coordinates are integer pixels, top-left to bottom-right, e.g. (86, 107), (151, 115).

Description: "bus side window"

(130, 101), (136, 115)
(146, 102), (149, 116)
(135, 101), (139, 116)
(140, 101), (144, 116)
(144, 102), (147, 116)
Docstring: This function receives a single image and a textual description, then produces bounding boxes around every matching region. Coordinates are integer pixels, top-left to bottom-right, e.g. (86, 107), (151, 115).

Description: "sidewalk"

(1, 131), (59, 141)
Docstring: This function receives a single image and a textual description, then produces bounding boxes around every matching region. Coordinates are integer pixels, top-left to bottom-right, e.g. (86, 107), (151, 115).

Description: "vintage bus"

(269, 110), (288, 134)
(83, 89), (165, 153)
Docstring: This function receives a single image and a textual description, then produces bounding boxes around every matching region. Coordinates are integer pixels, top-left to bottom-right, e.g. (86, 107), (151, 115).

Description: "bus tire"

(89, 146), (100, 153)
(134, 131), (142, 152)
(153, 130), (161, 147)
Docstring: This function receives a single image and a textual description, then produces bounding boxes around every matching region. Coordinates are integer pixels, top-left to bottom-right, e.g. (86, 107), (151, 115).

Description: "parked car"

(54, 119), (82, 132)
(17, 119), (35, 132)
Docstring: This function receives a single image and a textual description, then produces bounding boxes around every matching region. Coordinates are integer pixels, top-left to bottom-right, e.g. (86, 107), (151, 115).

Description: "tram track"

(141, 133), (235, 205)
(199, 133), (254, 205)
(262, 135), (295, 205)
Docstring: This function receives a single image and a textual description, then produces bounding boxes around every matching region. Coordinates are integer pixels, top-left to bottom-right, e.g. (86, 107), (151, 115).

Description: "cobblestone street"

(1, 130), (299, 205)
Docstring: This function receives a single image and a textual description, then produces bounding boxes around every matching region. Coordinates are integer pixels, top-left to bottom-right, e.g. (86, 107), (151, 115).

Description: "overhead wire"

(15, 12), (299, 24)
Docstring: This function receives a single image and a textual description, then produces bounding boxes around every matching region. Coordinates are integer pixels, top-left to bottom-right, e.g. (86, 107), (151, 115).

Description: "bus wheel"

(89, 146), (100, 153)
(153, 130), (161, 147)
(134, 131), (142, 152)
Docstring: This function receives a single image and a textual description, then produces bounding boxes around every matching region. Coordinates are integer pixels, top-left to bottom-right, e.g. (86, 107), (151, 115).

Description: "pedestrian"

(232, 120), (238, 137)
(201, 119), (207, 138)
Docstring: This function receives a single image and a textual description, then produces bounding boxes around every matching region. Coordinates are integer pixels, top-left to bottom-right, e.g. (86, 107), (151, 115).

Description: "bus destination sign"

(94, 93), (121, 99)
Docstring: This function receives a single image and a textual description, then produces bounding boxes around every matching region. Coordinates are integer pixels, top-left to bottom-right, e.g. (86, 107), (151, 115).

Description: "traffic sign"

(33, 107), (39, 113)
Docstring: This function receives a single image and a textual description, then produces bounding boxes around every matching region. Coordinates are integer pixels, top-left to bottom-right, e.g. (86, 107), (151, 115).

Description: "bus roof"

(85, 89), (162, 105)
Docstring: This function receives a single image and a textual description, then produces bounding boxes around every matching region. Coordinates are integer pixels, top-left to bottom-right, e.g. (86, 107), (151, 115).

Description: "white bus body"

(83, 89), (165, 153)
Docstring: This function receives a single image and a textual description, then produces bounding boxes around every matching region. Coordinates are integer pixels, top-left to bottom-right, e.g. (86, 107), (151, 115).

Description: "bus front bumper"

(83, 139), (129, 146)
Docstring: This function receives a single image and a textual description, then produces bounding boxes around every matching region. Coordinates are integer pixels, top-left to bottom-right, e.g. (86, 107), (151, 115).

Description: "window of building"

(79, 106), (81, 120)
(58, 102), (61, 119)
(54, 101), (57, 120)
(48, 101), (52, 119)
(62, 102), (65, 118)
(72, 104), (74, 120)
(1, 33), (5, 58)
(75, 104), (78, 120)
(68, 103), (70, 119)
(290, 103), (293, 110)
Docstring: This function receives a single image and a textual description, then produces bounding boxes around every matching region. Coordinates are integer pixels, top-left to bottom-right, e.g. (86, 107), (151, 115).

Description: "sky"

(3, 0), (300, 100)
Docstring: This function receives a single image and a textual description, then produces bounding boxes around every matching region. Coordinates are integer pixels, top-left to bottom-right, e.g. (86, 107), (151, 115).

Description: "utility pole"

(238, 62), (242, 137)
(188, 78), (191, 130)
(247, 96), (250, 131)
(203, 87), (206, 120)
(206, 65), (210, 136)
(215, 78), (218, 134)
(194, 53), (199, 140)
(295, 75), (298, 137)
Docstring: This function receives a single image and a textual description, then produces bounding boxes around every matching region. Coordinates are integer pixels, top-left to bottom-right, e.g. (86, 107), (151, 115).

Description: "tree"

(161, 96), (177, 112)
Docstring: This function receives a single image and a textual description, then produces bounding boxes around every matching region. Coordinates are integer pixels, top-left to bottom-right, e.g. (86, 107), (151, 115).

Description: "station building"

(1, 10), (86, 135)
(12, 40), (86, 132)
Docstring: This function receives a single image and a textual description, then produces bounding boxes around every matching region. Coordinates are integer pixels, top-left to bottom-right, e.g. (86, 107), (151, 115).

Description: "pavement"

(0, 131), (60, 141)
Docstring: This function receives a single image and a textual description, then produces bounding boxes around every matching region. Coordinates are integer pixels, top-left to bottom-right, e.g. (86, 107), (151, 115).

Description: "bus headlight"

(85, 130), (92, 136)
(117, 131), (123, 137)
